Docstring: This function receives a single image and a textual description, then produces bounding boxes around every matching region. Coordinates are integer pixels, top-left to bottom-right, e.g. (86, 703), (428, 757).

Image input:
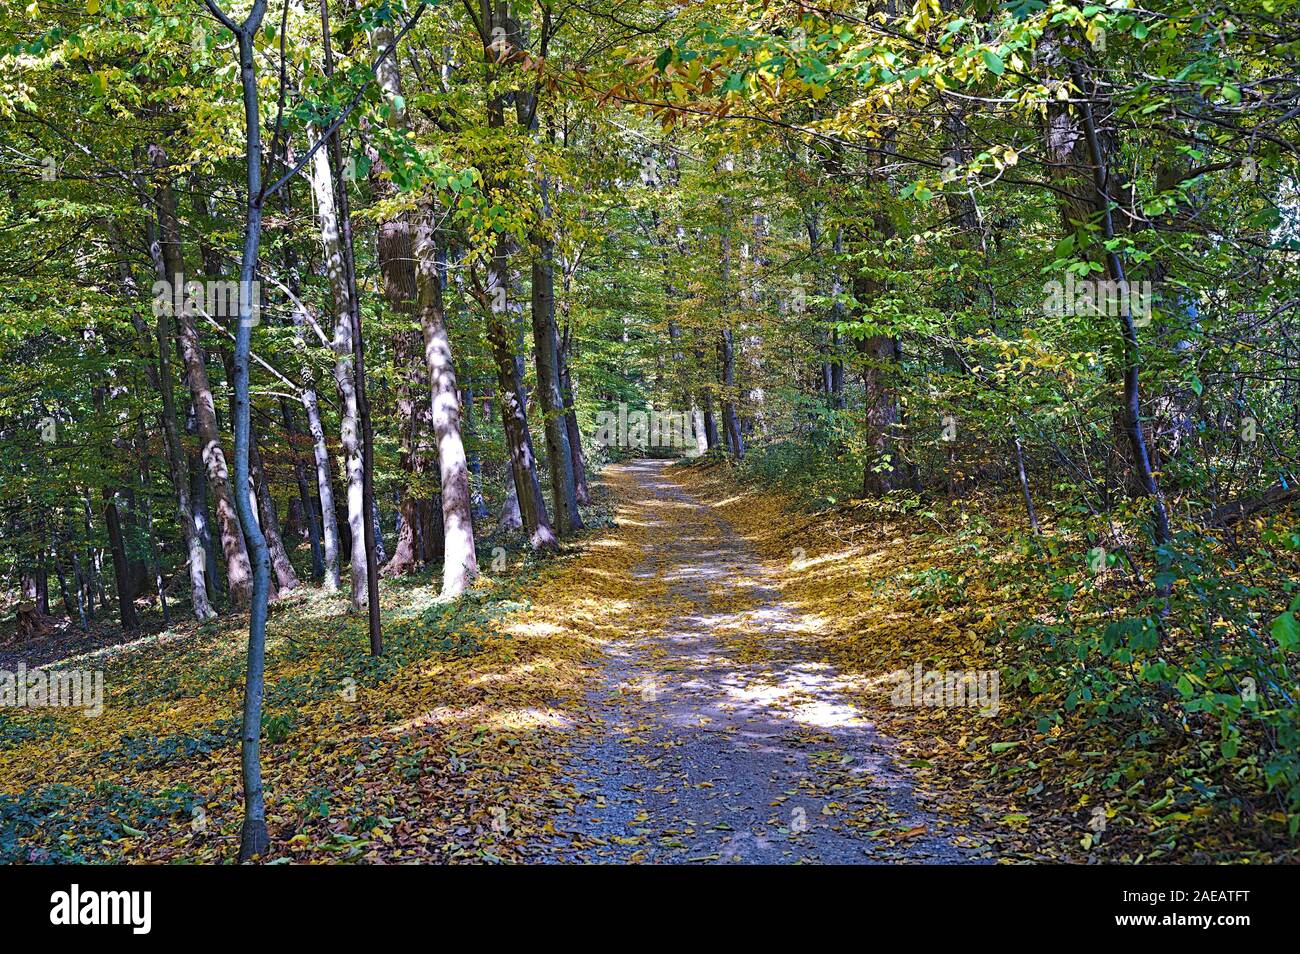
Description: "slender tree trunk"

(102, 488), (139, 631)
(851, 185), (903, 496)
(370, 498), (387, 565)
(557, 324), (590, 504)
(1073, 64), (1172, 574)
(480, 4), (557, 551)
(1013, 435), (1041, 534)
(276, 164), (339, 591)
(321, 8), (381, 650)
(531, 213), (582, 533)
(485, 242), (558, 549)
(331, 112), (383, 653)
(54, 553), (78, 620)
(132, 212), (217, 621)
(251, 434), (299, 593)
(719, 329), (745, 458)
(281, 400), (324, 580)
(308, 130), (369, 610)
(190, 433), (220, 599)
(462, 382), (491, 519)
(70, 549), (90, 630)
(207, 1), (273, 862)
(150, 145), (252, 607)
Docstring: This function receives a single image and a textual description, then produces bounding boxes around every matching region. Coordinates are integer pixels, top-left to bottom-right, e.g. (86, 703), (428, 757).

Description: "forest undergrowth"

(0, 487), (635, 864)
(674, 452), (1300, 863)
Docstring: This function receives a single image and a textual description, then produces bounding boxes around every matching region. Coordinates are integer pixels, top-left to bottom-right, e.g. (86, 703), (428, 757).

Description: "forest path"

(543, 459), (982, 864)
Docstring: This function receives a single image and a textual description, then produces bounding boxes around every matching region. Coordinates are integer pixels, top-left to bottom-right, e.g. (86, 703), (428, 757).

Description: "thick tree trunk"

(380, 327), (423, 580)
(414, 205), (479, 596)
(498, 465), (523, 530)
(702, 394), (720, 450)
(34, 564), (50, 617)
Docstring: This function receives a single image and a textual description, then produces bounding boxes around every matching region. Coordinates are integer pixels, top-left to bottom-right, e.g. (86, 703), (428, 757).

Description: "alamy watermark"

(887, 664), (1000, 717)
(152, 273), (261, 327)
(1043, 274), (1154, 325)
(1, 663), (103, 717)
(594, 403), (701, 453)
(50, 884), (150, 934)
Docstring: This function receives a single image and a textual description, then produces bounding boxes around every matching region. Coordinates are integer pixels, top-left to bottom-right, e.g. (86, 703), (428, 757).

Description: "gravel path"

(545, 459), (984, 864)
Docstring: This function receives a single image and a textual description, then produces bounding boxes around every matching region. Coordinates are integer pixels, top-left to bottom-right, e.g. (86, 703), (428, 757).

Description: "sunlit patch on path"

(541, 459), (986, 864)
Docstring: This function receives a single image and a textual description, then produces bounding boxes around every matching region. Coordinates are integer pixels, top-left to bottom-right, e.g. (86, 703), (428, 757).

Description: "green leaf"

(1272, 611), (1299, 652)
(982, 51), (1004, 76)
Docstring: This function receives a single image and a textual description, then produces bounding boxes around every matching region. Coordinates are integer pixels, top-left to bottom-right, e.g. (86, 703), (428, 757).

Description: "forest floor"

(3, 458), (1292, 863)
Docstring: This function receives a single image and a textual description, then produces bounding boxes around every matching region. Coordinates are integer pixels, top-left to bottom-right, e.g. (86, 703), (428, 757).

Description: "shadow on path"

(545, 459), (986, 864)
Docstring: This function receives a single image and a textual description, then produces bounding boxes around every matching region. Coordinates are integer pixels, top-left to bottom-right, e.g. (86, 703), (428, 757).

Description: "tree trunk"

(1072, 63), (1172, 569)
(369, 19), (427, 580)
(485, 241), (558, 550)
(703, 394), (720, 450)
(719, 329), (745, 458)
(531, 214), (582, 533)
(557, 324), (591, 504)
(480, 3), (557, 551)
(190, 435), (220, 599)
(858, 330), (901, 496)
(308, 128), (369, 610)
(212, 4), (272, 863)
(414, 204), (480, 596)
(498, 465), (523, 530)
(150, 144), (252, 607)
(251, 434), (299, 594)
(276, 167), (338, 591)
(102, 488), (139, 631)
(134, 210), (217, 621)
(281, 399), (324, 581)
